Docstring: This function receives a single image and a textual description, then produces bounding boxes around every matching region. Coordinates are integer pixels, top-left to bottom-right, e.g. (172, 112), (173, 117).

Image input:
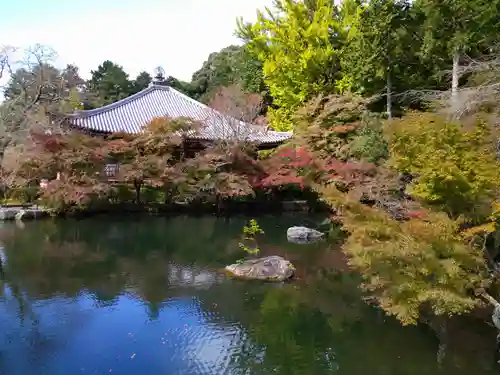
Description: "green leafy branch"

(239, 219), (264, 256)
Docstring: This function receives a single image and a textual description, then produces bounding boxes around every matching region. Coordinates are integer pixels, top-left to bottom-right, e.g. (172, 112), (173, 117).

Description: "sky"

(0, 0), (274, 83)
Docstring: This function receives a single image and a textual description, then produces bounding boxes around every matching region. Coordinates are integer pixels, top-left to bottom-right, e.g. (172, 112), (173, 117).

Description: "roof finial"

(152, 66), (168, 86)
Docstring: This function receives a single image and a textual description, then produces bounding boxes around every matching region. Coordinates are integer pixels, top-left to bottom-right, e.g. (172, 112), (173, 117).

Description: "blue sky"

(0, 0), (273, 82)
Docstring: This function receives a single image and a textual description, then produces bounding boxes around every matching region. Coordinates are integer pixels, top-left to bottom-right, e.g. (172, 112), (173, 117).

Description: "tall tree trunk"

(385, 24), (393, 120)
(451, 52), (460, 113)
(479, 290), (500, 363)
(386, 67), (392, 119)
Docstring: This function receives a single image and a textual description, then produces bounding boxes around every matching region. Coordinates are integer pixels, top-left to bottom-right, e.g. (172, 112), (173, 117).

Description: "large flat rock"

(225, 255), (295, 282)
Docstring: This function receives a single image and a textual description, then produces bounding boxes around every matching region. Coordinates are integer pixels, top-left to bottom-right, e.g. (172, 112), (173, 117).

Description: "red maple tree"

(259, 145), (375, 191)
(15, 129), (113, 212)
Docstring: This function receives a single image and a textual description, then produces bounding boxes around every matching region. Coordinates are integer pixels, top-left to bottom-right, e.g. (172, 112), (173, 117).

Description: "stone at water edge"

(0, 206), (48, 221)
(225, 256), (295, 282)
(15, 208), (48, 221)
(0, 209), (18, 220)
(287, 236), (320, 245)
(286, 226), (324, 241)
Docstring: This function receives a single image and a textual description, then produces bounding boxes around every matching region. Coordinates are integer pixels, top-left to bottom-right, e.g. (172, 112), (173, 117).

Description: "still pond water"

(0, 214), (498, 375)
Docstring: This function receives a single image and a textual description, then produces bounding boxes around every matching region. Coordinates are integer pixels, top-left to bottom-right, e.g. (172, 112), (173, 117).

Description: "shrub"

(6, 186), (40, 204)
(386, 113), (500, 221)
(349, 118), (388, 163)
(313, 183), (487, 325)
(239, 219), (265, 255)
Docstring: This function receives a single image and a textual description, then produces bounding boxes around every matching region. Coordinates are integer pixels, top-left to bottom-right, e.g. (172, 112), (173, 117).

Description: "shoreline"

(0, 199), (328, 221)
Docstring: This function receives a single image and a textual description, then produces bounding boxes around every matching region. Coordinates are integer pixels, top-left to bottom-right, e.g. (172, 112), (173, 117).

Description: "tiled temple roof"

(68, 84), (292, 145)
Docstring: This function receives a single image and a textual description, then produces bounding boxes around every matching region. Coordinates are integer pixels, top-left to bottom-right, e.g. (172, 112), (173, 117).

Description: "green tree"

(339, 0), (415, 118)
(236, 47), (266, 94)
(189, 45), (244, 102)
(88, 60), (133, 105)
(131, 71), (152, 94)
(169, 44), (270, 111)
(415, 0), (500, 111)
(237, 0), (340, 131)
(4, 64), (61, 103)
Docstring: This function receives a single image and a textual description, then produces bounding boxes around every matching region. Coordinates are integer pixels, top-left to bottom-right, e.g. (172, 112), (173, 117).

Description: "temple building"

(67, 83), (292, 150)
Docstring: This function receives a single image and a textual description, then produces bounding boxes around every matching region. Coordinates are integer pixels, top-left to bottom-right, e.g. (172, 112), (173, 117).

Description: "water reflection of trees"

(200, 241), (497, 374)
(0, 214), (328, 301)
(0, 216), (289, 316)
(0, 215), (497, 374)
(200, 281), (496, 375)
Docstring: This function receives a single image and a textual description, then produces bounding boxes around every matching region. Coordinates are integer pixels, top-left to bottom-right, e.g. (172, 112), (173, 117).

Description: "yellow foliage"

(462, 222), (496, 239)
(385, 113), (500, 221)
(238, 0), (339, 130)
(462, 201), (500, 240)
(313, 182), (487, 325)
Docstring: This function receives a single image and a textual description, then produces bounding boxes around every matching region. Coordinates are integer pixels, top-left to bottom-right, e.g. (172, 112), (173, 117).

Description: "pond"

(0, 214), (497, 375)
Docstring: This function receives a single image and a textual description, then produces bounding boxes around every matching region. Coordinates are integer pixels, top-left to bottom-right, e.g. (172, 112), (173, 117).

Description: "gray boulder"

(287, 237), (320, 245)
(0, 206), (48, 221)
(286, 226), (324, 242)
(225, 255), (295, 282)
(0, 208), (18, 220)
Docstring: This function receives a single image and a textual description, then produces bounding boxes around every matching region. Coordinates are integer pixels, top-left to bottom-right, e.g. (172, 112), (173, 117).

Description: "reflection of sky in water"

(0, 245), (6, 265)
(0, 289), (246, 375)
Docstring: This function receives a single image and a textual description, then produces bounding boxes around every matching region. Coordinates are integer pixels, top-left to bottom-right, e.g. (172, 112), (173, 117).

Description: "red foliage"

(102, 138), (133, 155)
(40, 177), (114, 212)
(277, 147), (315, 168)
(406, 210), (427, 219)
(331, 124), (358, 134)
(320, 158), (376, 185)
(30, 131), (66, 153)
(259, 145), (375, 190)
(169, 145), (262, 202)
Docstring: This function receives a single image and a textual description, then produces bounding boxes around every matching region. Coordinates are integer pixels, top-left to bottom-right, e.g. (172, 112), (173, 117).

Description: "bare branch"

(0, 45), (17, 82)
(455, 51), (500, 80)
(479, 290), (500, 308)
(0, 44), (72, 173)
(204, 84), (266, 146)
(395, 49), (500, 120)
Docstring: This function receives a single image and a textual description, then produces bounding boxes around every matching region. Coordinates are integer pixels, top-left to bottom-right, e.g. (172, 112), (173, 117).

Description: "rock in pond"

(287, 237), (321, 245)
(225, 256), (295, 282)
(286, 226), (324, 242)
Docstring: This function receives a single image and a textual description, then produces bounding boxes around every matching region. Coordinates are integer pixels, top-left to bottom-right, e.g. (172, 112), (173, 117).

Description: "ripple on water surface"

(1, 284), (250, 374)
